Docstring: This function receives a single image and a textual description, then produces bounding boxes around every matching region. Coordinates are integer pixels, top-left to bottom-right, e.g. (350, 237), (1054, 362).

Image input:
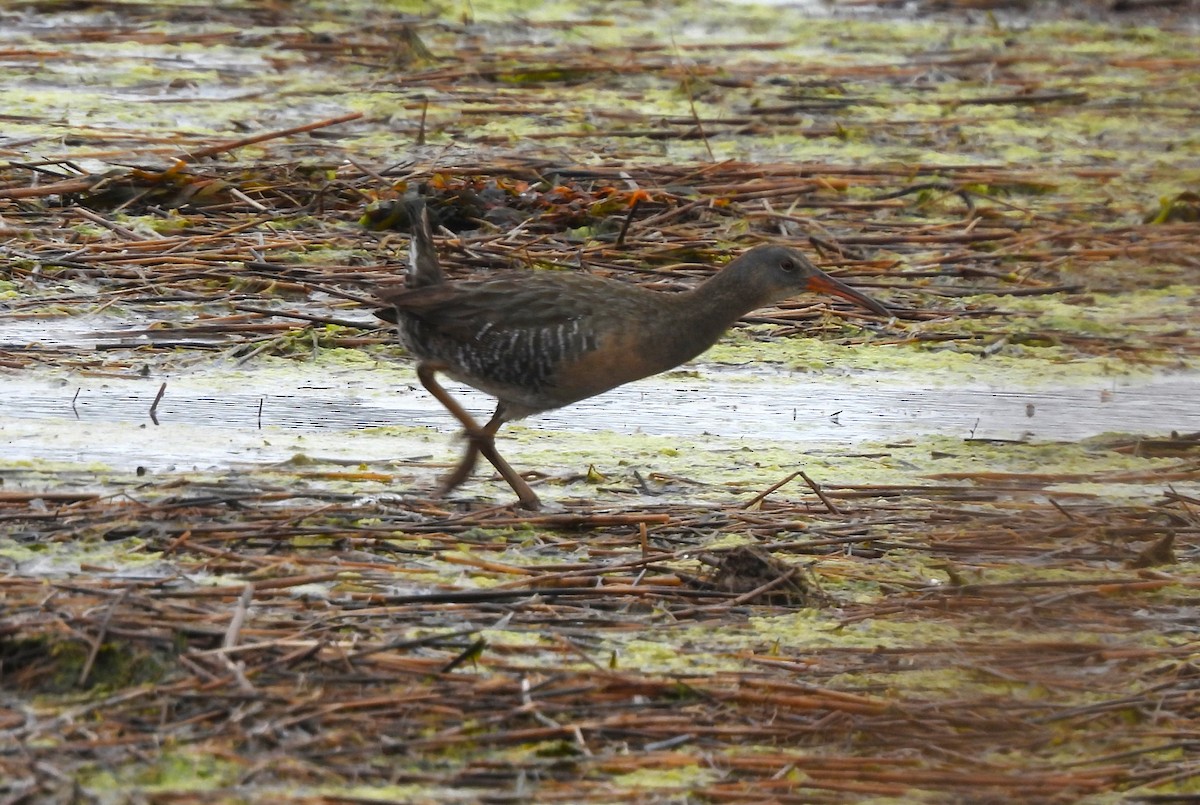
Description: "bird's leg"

(416, 365), (541, 510)
(472, 410), (541, 510)
(416, 364), (483, 489)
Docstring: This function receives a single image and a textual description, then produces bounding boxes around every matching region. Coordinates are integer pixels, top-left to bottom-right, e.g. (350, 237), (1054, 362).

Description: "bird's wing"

(375, 273), (616, 339)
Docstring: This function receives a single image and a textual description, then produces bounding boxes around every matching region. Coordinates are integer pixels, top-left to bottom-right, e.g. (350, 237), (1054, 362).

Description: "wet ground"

(3, 307), (1197, 501)
(4, 363), (1199, 467)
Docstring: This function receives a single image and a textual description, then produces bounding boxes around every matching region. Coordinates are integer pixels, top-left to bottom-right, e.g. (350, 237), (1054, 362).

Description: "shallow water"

(3, 365), (1197, 472)
(4, 311), (1197, 470)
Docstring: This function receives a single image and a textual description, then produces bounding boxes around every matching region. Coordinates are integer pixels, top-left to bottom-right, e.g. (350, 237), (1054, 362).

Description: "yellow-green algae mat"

(2, 0), (1200, 802)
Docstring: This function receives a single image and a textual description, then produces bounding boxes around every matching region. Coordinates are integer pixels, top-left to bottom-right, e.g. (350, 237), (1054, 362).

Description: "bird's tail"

(405, 196), (444, 288)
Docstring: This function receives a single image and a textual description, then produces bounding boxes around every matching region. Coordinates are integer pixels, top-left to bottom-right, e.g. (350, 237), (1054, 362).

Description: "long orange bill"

(806, 271), (891, 317)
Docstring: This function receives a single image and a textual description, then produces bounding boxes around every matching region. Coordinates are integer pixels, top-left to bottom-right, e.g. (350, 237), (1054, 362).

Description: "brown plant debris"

(2, 471), (1199, 801)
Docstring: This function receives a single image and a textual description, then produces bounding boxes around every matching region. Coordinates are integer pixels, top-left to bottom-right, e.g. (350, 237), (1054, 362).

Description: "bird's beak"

(806, 270), (891, 317)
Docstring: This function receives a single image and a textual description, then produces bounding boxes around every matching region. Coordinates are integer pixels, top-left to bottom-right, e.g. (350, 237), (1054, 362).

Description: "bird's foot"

(511, 488), (542, 511)
(437, 430), (542, 510)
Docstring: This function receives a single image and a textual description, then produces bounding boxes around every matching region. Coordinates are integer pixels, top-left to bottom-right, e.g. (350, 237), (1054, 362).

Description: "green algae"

(501, 423), (1196, 507)
(608, 635), (749, 675)
(610, 764), (718, 791)
(0, 532), (163, 572)
(2, 0), (1196, 177)
(0, 636), (170, 694)
(702, 283), (1198, 380)
(77, 749), (246, 797)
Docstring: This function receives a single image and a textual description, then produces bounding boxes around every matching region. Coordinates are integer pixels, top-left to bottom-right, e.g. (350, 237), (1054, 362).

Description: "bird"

(376, 197), (890, 510)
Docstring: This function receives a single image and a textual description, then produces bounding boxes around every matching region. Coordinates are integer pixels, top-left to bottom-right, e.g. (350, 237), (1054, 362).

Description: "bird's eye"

(779, 258), (796, 272)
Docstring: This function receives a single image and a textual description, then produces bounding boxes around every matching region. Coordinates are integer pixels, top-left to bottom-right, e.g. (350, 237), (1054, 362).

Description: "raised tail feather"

(405, 196), (444, 289)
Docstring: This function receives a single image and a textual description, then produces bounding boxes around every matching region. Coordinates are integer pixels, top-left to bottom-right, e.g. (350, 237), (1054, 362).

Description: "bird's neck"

(649, 264), (771, 367)
(686, 259), (776, 326)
